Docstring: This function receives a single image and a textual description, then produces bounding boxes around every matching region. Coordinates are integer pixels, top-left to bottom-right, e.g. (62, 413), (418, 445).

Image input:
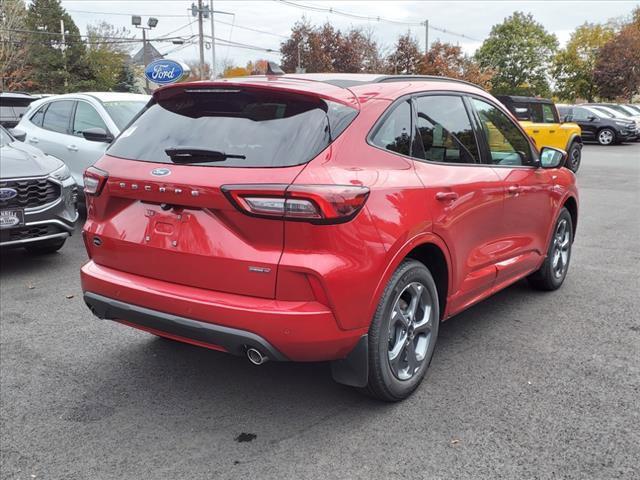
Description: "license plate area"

(0, 209), (25, 229)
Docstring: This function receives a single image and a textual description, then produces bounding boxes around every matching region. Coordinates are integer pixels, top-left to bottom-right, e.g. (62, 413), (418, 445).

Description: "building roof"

(131, 43), (164, 66)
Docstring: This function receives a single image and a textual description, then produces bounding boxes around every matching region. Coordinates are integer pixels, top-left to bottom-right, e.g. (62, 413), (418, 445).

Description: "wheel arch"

(369, 234), (453, 322)
(563, 195), (578, 238)
(565, 133), (582, 150)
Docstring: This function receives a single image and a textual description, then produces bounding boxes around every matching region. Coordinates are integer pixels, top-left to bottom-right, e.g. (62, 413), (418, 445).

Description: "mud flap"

(330, 334), (368, 388)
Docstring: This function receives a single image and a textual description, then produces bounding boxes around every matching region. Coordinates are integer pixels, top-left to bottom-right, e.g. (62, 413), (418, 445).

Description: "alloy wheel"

(598, 130), (614, 145)
(551, 218), (571, 279)
(387, 282), (434, 381)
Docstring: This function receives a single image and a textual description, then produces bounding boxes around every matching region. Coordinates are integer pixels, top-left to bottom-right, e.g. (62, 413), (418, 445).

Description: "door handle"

(507, 185), (522, 195)
(435, 191), (459, 202)
(29, 137), (39, 144)
(532, 130), (540, 133)
(67, 145), (78, 152)
(549, 130), (556, 133)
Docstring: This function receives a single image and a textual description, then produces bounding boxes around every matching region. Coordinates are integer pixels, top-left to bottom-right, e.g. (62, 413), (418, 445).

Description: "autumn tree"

(1, 0), (35, 90)
(385, 32), (422, 75)
(552, 23), (614, 101)
(593, 8), (640, 101)
(420, 41), (493, 89)
(185, 60), (212, 81)
(475, 11), (558, 96)
(280, 18), (380, 73)
(80, 21), (135, 91)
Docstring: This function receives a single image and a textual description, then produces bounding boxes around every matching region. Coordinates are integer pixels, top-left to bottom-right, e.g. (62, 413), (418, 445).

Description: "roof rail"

(374, 75), (485, 91)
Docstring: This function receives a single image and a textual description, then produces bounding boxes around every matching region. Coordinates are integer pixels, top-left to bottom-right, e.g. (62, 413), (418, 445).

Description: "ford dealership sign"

(144, 59), (189, 85)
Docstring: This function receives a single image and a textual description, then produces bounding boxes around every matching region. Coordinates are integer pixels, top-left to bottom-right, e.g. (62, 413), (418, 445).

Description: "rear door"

(85, 85), (358, 299)
(409, 94), (504, 313)
(34, 99), (76, 162)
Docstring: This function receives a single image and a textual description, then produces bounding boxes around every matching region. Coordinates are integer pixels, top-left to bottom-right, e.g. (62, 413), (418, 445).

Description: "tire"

(527, 208), (573, 291)
(566, 141), (582, 172)
(597, 128), (616, 146)
(365, 259), (440, 402)
(25, 237), (67, 254)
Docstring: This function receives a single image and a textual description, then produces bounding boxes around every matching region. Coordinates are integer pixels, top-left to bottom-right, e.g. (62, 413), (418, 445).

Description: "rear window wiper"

(164, 147), (246, 163)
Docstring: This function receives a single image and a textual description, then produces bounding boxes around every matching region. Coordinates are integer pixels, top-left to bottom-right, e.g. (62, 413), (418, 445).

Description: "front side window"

(413, 95), (478, 164)
(471, 98), (534, 166)
(371, 100), (412, 156)
(572, 107), (591, 121)
(73, 102), (108, 136)
(42, 100), (74, 134)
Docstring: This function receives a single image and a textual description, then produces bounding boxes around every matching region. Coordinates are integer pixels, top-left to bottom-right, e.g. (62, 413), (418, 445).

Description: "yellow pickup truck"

(497, 95), (582, 172)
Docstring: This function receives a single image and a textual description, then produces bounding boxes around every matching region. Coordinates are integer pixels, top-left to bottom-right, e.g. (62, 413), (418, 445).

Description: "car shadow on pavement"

(55, 279), (537, 429)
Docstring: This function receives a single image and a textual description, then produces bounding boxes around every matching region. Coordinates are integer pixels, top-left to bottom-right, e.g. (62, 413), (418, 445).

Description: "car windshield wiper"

(164, 147), (246, 163)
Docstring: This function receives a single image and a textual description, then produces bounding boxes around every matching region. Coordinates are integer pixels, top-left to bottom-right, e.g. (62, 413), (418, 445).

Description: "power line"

(274, 0), (479, 42)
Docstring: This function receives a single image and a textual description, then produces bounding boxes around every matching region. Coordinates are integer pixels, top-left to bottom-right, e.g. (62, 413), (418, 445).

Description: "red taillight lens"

(83, 166), (108, 196)
(221, 184), (370, 224)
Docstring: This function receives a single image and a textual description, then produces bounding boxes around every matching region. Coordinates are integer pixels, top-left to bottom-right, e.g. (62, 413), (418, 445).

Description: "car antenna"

(266, 61), (284, 76)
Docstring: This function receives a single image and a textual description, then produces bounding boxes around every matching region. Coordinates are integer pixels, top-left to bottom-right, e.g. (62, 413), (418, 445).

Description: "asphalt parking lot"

(1, 143), (639, 480)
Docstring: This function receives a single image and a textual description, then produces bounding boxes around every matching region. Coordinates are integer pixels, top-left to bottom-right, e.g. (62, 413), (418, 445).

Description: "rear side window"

(530, 103), (558, 123)
(42, 100), (74, 134)
(370, 100), (412, 156)
(471, 98), (534, 166)
(30, 104), (48, 127)
(413, 95), (478, 164)
(108, 88), (357, 168)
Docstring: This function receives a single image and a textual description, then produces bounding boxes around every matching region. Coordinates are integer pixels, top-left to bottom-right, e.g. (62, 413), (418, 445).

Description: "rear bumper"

(80, 261), (365, 361)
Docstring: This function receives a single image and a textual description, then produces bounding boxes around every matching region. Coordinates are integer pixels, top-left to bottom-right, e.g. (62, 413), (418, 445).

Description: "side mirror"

(587, 115), (599, 122)
(539, 146), (566, 169)
(9, 128), (26, 142)
(82, 127), (113, 143)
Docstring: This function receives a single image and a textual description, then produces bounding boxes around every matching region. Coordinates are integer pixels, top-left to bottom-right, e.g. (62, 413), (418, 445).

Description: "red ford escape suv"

(81, 71), (578, 401)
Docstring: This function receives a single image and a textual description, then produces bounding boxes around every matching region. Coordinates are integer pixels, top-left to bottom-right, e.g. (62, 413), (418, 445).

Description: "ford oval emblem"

(0, 188), (18, 201)
(151, 168), (171, 177)
(144, 59), (190, 85)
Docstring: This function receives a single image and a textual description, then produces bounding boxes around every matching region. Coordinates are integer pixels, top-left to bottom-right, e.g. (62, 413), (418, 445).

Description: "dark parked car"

(557, 104), (636, 145)
(0, 92), (38, 128)
(0, 125), (78, 252)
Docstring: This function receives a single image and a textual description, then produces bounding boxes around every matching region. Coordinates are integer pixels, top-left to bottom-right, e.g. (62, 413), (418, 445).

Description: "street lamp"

(132, 15), (159, 90)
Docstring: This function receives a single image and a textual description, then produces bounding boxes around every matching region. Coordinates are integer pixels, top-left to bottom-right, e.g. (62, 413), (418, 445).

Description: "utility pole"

(210, 0), (216, 79)
(60, 19), (68, 91)
(142, 28), (148, 89)
(424, 19), (429, 54)
(197, 0), (205, 80)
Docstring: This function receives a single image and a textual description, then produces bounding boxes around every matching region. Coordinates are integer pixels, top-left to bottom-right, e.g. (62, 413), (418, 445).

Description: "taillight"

(221, 184), (370, 224)
(83, 166), (108, 196)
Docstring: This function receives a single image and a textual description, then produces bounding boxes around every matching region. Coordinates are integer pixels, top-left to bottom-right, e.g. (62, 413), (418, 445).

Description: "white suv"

(14, 93), (149, 187)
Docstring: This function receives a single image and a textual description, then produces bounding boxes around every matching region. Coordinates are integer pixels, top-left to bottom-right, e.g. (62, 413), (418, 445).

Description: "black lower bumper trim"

(83, 292), (287, 361)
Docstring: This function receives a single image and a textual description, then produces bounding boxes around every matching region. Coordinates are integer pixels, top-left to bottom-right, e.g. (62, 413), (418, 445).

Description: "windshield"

(0, 127), (12, 146)
(586, 106), (612, 119)
(103, 101), (148, 131)
(594, 106), (626, 119)
(108, 87), (357, 168)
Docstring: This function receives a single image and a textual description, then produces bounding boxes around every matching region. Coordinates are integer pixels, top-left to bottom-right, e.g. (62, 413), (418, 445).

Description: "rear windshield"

(107, 87), (357, 168)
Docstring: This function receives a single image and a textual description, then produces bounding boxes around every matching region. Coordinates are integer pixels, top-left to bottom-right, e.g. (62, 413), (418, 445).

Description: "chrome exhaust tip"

(246, 347), (268, 365)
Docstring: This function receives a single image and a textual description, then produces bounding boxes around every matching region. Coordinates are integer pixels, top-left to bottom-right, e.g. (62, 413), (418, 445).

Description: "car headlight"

(614, 121), (630, 126)
(49, 163), (71, 181)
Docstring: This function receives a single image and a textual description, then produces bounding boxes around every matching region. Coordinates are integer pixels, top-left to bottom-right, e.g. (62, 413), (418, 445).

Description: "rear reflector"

(83, 166), (108, 196)
(221, 184), (370, 224)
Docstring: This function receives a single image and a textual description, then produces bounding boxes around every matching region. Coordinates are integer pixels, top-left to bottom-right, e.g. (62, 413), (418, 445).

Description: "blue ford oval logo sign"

(151, 168), (171, 177)
(144, 59), (189, 85)
(0, 188), (18, 201)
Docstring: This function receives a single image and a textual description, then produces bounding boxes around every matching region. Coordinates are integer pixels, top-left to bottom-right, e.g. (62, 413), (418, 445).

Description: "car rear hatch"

(85, 81), (358, 299)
